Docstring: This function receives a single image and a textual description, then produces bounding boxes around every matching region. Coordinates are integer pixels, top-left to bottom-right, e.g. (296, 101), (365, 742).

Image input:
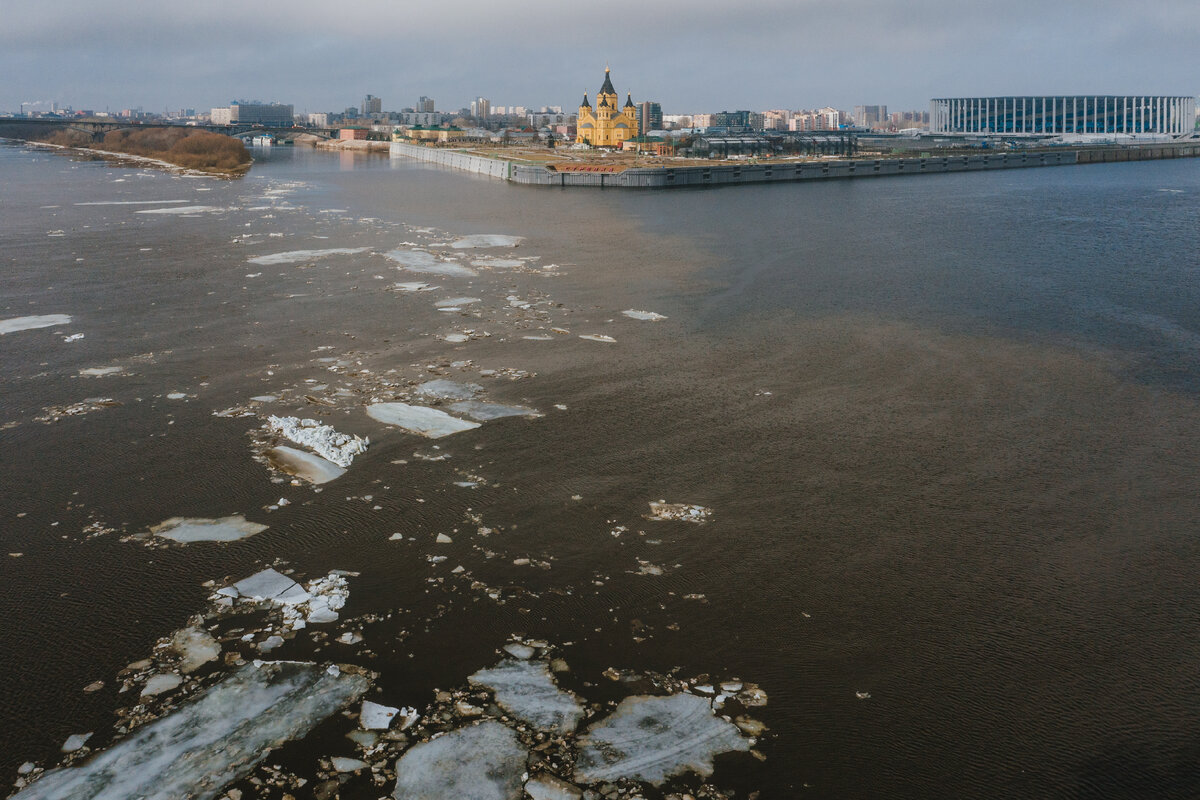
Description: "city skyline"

(3, 0), (1198, 115)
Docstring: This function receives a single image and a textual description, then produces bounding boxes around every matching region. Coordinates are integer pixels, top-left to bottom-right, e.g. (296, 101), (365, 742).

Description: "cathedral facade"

(576, 68), (638, 147)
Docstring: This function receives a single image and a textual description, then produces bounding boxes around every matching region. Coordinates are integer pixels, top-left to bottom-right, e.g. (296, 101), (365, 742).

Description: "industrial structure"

(576, 68), (638, 147)
(210, 101), (294, 126)
(929, 96), (1195, 136)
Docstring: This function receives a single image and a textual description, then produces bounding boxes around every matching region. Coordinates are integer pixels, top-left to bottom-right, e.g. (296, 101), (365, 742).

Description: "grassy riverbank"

(36, 128), (252, 175)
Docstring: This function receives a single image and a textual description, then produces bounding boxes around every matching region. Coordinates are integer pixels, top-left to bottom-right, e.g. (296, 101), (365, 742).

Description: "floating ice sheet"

(150, 515), (268, 543)
(0, 315), (72, 335)
(384, 249), (477, 277)
(75, 200), (190, 206)
(647, 502), (712, 524)
(448, 234), (524, 249)
(449, 401), (542, 421)
(434, 297), (481, 308)
(471, 258), (525, 269)
(366, 403), (480, 438)
(574, 693), (750, 786)
(622, 310), (668, 322)
(79, 367), (124, 377)
(468, 660), (584, 735)
(267, 445), (346, 484)
(579, 334), (616, 343)
(170, 627), (221, 673)
(246, 247), (369, 265)
(525, 774), (583, 800)
(415, 380), (483, 401)
(12, 661), (370, 800)
(392, 721), (527, 800)
(134, 205), (223, 215)
(265, 416), (368, 468)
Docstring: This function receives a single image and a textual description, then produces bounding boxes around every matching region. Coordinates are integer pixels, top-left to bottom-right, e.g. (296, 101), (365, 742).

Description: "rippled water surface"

(3, 142), (1200, 798)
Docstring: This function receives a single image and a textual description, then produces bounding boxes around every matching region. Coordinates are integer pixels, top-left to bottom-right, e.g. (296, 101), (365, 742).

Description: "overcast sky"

(3, 0), (1197, 115)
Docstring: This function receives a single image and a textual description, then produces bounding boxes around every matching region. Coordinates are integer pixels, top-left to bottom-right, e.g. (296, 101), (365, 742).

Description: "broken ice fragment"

(267, 445), (346, 484)
(443, 333), (470, 343)
(525, 774), (583, 800)
(622, 310), (667, 322)
(449, 401), (542, 421)
(13, 661), (369, 800)
(170, 627), (221, 673)
(391, 721), (527, 800)
(502, 643), (535, 660)
(0, 315), (72, 335)
(135, 205), (222, 215)
(366, 403), (480, 438)
(246, 247), (369, 265)
(468, 659), (583, 735)
(140, 673), (183, 698)
(150, 515), (268, 544)
(448, 234), (523, 249)
(574, 693), (750, 786)
(393, 281), (438, 292)
(578, 334), (616, 343)
(265, 416), (368, 468)
(228, 568), (306, 603)
(415, 379), (483, 401)
(79, 367), (124, 377)
(331, 757), (368, 772)
(434, 297), (481, 308)
(60, 733), (92, 753)
(647, 502), (712, 524)
(360, 700), (400, 730)
(385, 249), (477, 277)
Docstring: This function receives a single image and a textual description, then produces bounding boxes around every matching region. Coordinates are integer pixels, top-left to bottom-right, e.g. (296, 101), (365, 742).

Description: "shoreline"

(1, 137), (252, 177)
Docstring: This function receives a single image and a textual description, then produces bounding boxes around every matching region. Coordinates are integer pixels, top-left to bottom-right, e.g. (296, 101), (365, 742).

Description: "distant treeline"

(36, 127), (251, 175)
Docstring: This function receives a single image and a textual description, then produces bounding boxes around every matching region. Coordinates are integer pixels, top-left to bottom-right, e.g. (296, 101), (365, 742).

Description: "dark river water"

(3, 141), (1200, 799)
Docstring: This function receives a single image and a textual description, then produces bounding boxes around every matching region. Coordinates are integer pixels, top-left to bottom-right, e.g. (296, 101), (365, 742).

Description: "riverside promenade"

(390, 140), (1200, 189)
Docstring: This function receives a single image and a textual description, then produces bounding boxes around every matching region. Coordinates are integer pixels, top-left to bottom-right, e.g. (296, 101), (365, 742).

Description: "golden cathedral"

(576, 67), (637, 147)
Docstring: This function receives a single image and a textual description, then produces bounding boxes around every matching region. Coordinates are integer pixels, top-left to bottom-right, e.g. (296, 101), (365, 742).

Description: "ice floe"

(366, 403), (480, 438)
(78, 367), (124, 377)
(169, 627), (221, 673)
(217, 568), (349, 631)
(449, 401), (543, 421)
(134, 205), (223, 215)
(468, 659), (584, 735)
(75, 200), (190, 206)
(246, 247), (369, 265)
(448, 234), (524, 249)
(267, 445), (346, 484)
(392, 281), (438, 292)
(0, 314), (72, 335)
(415, 379), (483, 401)
(140, 673), (182, 698)
(471, 258), (525, 269)
(150, 515), (268, 543)
(622, 309), (668, 322)
(265, 416), (368, 468)
(647, 502), (713, 524)
(384, 249), (477, 277)
(12, 661), (370, 800)
(391, 721), (527, 800)
(434, 296), (481, 308)
(525, 774), (583, 800)
(360, 700), (399, 730)
(578, 334), (616, 343)
(574, 693), (750, 786)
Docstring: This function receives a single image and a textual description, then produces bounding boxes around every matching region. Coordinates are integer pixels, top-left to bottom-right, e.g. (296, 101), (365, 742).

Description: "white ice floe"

(468, 660), (584, 735)
(79, 367), (124, 377)
(332, 757), (368, 772)
(579, 334), (616, 343)
(366, 403), (480, 439)
(60, 733), (92, 753)
(267, 445), (346, 484)
(443, 333), (470, 343)
(63, 333), (85, 342)
(449, 401), (542, 421)
(448, 234), (524, 249)
(246, 247), (369, 266)
(471, 258), (525, 269)
(12, 661), (369, 800)
(391, 721), (527, 800)
(647, 502), (713, 524)
(360, 700), (400, 730)
(170, 627), (221, 673)
(134, 205), (223, 215)
(0, 315), (72, 335)
(140, 673), (183, 698)
(393, 282), (438, 292)
(150, 515), (268, 543)
(622, 310), (668, 322)
(265, 416), (368, 468)
(525, 774), (584, 800)
(415, 379), (483, 401)
(384, 249), (477, 277)
(573, 693), (750, 786)
(218, 569), (349, 630)
(434, 297), (481, 308)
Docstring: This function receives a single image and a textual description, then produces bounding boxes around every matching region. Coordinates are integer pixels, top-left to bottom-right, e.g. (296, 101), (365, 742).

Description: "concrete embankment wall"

(393, 141), (1199, 189)
(389, 142), (512, 179)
